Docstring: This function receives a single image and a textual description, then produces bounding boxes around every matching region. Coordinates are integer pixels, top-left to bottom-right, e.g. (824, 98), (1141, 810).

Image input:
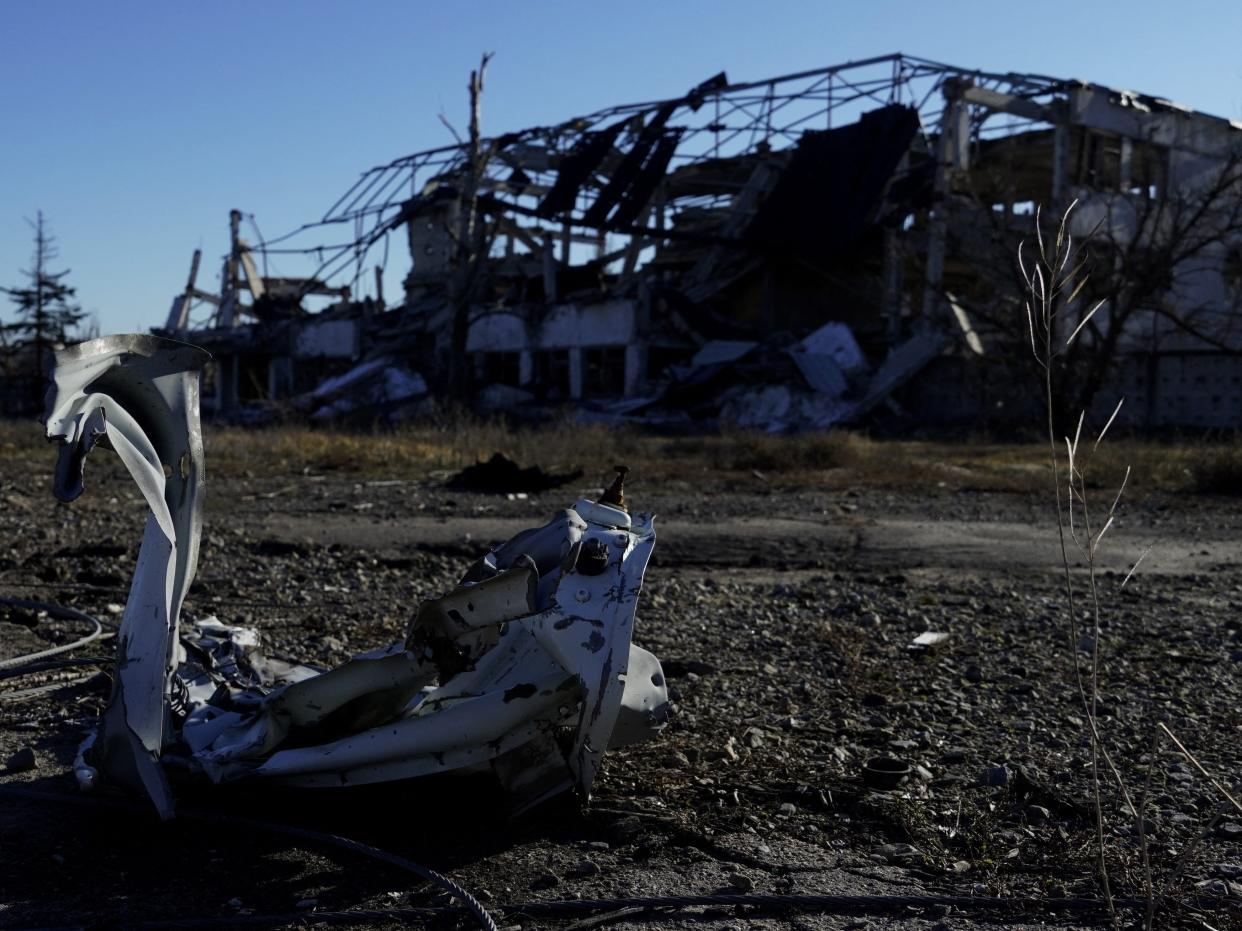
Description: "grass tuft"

(1187, 444), (1242, 495)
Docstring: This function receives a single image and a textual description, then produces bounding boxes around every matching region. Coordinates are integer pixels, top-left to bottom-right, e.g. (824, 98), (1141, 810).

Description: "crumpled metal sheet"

(45, 335), (210, 818)
(50, 335), (668, 816)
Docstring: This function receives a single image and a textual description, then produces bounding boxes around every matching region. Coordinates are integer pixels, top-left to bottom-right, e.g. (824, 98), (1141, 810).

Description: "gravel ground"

(0, 436), (1240, 930)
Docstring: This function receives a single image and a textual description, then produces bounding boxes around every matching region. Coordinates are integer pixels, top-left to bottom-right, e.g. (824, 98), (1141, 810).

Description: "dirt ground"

(0, 427), (1239, 930)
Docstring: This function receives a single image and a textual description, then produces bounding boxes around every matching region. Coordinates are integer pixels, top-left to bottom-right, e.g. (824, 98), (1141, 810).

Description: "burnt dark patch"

(503, 682), (538, 702)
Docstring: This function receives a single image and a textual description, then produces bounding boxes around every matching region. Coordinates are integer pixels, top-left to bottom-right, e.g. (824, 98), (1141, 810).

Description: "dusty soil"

(0, 433), (1240, 930)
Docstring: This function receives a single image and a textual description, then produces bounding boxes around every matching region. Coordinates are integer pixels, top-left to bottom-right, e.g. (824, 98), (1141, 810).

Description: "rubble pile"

(585, 322), (946, 432)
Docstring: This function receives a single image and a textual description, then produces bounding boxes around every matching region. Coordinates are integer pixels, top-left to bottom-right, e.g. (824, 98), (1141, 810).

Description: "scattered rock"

(872, 842), (920, 863)
(1026, 805), (1052, 825)
(530, 872), (561, 890)
(1195, 878), (1242, 898)
(909, 630), (950, 651)
(607, 816), (644, 846)
(981, 764), (1012, 787)
(726, 872), (755, 892)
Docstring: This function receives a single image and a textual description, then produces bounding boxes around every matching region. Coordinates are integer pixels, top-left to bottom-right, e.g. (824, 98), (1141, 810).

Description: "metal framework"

(236, 54), (1086, 298)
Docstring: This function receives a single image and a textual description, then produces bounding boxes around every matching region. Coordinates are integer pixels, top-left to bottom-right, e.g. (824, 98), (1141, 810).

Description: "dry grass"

(204, 419), (646, 479)
(1185, 443), (1242, 495)
(3, 415), (1241, 496)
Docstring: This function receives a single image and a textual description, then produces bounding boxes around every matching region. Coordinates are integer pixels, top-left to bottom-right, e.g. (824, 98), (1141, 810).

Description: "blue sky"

(2, 0), (1240, 335)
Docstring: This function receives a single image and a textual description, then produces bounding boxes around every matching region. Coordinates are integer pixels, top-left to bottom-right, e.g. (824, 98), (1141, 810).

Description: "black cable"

(0, 597), (114, 704)
(0, 786), (499, 931)
(0, 656), (112, 682)
(131, 890), (1158, 928)
(0, 597), (111, 671)
(0, 786), (1170, 931)
(0, 674), (101, 704)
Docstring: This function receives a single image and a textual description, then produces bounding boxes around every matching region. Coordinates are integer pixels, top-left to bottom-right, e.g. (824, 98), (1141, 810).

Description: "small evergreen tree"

(3, 212), (85, 382)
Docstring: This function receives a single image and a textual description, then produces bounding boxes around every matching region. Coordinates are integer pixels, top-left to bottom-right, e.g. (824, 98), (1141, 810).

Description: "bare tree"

(445, 52), (496, 398)
(952, 146), (1242, 430)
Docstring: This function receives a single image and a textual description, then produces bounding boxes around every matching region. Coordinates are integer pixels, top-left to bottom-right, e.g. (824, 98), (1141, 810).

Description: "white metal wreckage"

(43, 334), (669, 818)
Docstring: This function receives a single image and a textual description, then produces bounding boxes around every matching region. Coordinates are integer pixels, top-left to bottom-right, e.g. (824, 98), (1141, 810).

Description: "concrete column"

(882, 228), (903, 343)
(568, 347), (584, 399)
(624, 342), (647, 396)
(219, 355), (239, 413)
(542, 237), (558, 303)
(1052, 124), (1070, 204)
(920, 87), (966, 324)
(519, 350), (534, 386)
(267, 357), (293, 401)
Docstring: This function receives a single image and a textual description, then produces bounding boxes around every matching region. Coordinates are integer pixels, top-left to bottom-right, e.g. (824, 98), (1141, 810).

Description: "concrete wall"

(465, 298), (642, 398)
(1110, 352), (1242, 429)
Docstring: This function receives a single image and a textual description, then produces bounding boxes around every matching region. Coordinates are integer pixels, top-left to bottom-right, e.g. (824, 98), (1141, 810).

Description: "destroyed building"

(161, 53), (1242, 430)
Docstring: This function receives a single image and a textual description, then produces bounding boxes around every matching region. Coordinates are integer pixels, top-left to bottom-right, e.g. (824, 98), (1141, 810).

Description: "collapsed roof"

(162, 53), (1242, 428)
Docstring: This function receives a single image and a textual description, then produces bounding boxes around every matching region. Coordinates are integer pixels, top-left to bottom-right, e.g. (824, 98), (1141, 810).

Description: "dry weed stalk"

(1023, 205), (1242, 930)
(1019, 202), (1153, 927)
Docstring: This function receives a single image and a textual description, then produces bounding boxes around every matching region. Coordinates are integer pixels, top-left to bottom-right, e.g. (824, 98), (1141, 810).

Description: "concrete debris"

(581, 319), (935, 433)
(307, 355), (428, 422)
(690, 340), (759, 368)
(49, 337), (668, 815)
(851, 329), (949, 422)
(909, 630), (951, 651)
(720, 384), (856, 433)
(475, 383), (536, 414)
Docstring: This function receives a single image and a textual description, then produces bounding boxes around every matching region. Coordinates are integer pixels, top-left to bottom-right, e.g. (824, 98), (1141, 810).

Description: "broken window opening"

(646, 345), (695, 381)
(534, 350), (571, 399)
(238, 354), (270, 402)
(1128, 139), (1168, 199)
(582, 346), (627, 397)
(1074, 128), (1123, 190)
(480, 351), (522, 387)
(1222, 245), (1242, 294)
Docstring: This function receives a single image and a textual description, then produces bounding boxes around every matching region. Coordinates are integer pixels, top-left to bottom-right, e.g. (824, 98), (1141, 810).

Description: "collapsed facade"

(161, 53), (1242, 430)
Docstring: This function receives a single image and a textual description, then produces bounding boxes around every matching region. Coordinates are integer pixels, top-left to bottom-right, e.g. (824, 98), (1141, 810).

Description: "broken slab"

(690, 340), (758, 367)
(308, 355), (427, 421)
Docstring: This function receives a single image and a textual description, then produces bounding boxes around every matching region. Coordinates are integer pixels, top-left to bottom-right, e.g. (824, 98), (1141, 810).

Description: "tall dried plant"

(1018, 201), (1151, 928)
